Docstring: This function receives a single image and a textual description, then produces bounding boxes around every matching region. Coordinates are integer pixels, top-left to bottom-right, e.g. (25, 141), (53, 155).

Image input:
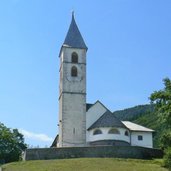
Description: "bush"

(163, 147), (171, 169)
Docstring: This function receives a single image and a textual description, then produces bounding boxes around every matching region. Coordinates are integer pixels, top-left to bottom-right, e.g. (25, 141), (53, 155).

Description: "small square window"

(138, 135), (143, 141)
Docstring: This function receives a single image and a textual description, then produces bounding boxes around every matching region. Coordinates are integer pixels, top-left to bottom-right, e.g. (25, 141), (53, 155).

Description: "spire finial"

(72, 10), (75, 19)
(63, 10), (87, 50)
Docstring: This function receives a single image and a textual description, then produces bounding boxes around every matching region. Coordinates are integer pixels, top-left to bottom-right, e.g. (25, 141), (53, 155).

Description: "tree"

(163, 147), (171, 169)
(150, 77), (171, 128)
(0, 122), (27, 164)
(160, 131), (171, 150)
(150, 78), (171, 169)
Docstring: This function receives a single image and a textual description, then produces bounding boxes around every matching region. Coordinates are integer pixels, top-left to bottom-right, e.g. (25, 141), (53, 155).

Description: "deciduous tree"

(0, 123), (27, 164)
(150, 78), (171, 169)
(150, 77), (171, 127)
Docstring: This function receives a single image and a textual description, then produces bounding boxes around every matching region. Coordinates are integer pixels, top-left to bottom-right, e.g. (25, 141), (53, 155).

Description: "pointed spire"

(63, 13), (88, 50)
(72, 10), (74, 19)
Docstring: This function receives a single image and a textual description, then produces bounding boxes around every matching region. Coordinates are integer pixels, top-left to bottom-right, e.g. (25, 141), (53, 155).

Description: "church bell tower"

(58, 13), (88, 147)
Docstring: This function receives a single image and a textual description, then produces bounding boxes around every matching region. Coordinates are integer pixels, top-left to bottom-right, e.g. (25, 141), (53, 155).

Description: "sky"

(0, 0), (171, 147)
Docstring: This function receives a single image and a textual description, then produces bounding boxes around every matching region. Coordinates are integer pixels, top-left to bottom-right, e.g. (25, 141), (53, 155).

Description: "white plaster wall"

(86, 101), (107, 129)
(130, 132), (153, 148)
(87, 127), (130, 143)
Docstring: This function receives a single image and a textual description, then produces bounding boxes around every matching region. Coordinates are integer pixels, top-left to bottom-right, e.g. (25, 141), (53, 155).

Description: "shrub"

(163, 147), (171, 169)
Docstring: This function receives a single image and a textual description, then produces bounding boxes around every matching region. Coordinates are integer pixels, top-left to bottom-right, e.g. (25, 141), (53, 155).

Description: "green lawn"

(2, 158), (168, 171)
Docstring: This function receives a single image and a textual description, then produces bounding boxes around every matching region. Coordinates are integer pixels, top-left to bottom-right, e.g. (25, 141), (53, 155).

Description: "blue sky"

(0, 0), (171, 147)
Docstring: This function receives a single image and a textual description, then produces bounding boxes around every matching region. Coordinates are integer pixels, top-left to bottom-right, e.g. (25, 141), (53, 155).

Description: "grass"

(2, 158), (168, 171)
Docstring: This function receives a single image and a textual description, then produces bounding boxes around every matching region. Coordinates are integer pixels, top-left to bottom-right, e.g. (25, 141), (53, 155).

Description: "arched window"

(108, 128), (120, 134)
(71, 52), (78, 63)
(93, 129), (102, 135)
(125, 130), (129, 136)
(71, 66), (77, 77)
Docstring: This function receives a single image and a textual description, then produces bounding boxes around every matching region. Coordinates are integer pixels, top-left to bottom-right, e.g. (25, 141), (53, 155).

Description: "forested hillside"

(114, 104), (155, 121)
(114, 104), (163, 148)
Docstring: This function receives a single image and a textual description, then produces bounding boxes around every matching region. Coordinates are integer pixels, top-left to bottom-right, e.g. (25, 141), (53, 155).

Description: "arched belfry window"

(71, 66), (77, 77)
(71, 52), (78, 63)
(108, 128), (120, 134)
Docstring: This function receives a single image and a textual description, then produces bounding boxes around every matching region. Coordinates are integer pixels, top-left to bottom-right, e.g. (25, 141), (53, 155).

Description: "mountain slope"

(114, 104), (155, 121)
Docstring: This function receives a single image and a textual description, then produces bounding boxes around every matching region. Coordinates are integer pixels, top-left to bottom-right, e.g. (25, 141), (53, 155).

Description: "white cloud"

(19, 129), (53, 142)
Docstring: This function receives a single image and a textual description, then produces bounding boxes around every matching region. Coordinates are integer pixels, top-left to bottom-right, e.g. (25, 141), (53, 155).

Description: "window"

(125, 131), (129, 136)
(108, 128), (120, 134)
(138, 135), (143, 141)
(93, 129), (102, 135)
(71, 66), (77, 77)
(71, 52), (78, 63)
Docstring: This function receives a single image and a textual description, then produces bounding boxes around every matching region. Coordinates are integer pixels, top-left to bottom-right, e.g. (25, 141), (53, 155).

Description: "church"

(52, 14), (154, 149)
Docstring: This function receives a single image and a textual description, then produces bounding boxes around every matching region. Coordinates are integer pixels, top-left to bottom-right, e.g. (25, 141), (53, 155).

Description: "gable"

(86, 101), (108, 129)
(88, 110), (127, 130)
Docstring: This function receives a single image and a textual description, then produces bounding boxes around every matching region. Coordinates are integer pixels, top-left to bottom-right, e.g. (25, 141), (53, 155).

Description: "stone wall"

(25, 146), (163, 161)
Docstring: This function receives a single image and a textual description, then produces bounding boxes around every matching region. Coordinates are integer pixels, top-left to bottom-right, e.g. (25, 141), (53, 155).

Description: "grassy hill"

(2, 158), (167, 171)
(114, 104), (163, 148)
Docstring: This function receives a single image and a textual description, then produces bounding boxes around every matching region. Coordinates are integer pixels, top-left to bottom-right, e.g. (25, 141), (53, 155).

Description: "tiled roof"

(88, 110), (127, 130)
(122, 121), (154, 132)
(63, 14), (87, 50)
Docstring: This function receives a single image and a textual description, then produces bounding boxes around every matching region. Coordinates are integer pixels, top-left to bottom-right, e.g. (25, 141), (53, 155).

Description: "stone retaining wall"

(24, 146), (163, 160)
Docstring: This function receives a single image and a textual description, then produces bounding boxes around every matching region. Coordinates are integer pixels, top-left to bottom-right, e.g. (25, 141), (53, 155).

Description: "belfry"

(58, 13), (87, 147)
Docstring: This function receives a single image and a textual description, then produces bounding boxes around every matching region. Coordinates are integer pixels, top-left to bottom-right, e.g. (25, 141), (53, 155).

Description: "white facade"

(87, 127), (130, 143)
(86, 122), (153, 148)
(130, 131), (153, 148)
(85, 102), (154, 148)
(122, 121), (154, 148)
(86, 127), (153, 148)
